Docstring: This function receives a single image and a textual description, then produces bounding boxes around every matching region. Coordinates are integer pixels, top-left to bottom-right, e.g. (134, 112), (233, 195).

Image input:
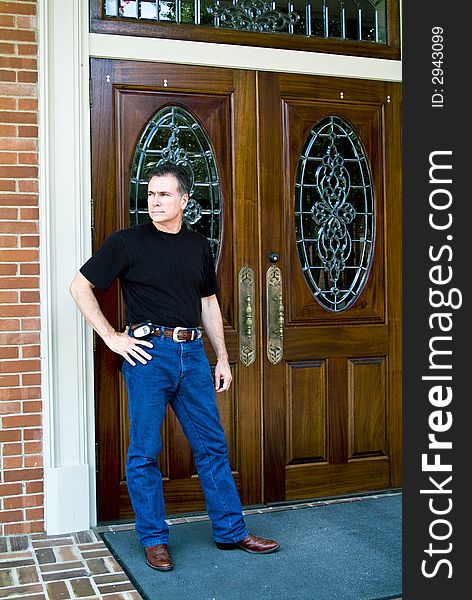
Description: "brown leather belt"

(129, 322), (201, 342)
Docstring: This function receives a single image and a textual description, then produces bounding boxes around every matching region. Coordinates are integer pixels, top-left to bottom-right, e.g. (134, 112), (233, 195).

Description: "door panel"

(91, 59), (261, 521)
(348, 357), (387, 458)
(258, 71), (401, 503)
(286, 360), (328, 463)
(283, 98), (385, 323)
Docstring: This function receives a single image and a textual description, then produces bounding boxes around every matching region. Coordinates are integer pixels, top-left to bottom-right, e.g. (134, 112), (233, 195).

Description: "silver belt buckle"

(172, 326), (187, 342)
(132, 323), (153, 338)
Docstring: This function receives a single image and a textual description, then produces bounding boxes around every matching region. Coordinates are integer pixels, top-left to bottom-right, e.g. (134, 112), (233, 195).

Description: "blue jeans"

(121, 333), (249, 548)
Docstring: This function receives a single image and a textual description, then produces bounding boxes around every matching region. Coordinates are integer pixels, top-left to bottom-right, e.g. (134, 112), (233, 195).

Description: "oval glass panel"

(294, 115), (375, 312)
(129, 105), (222, 260)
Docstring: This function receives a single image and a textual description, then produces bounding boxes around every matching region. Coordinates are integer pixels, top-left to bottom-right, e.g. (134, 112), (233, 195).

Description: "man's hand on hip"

(103, 327), (153, 366)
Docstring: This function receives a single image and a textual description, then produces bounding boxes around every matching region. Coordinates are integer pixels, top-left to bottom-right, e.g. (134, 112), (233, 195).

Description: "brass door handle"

(277, 293), (284, 339)
(266, 265), (283, 365)
(245, 294), (253, 337)
(239, 266), (255, 367)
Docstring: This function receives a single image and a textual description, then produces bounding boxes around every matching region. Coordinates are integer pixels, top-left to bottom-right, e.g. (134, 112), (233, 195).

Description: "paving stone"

(73, 531), (96, 544)
(35, 547), (57, 564)
(69, 577), (96, 598)
(0, 550), (32, 561)
(82, 540), (107, 547)
(32, 537), (73, 548)
(105, 557), (125, 573)
(0, 558), (35, 568)
(80, 549), (110, 559)
(45, 580), (71, 600)
(92, 573), (129, 585)
(0, 583), (43, 598)
(42, 569), (88, 582)
(0, 569), (14, 588)
(0, 526), (144, 600)
(17, 565), (40, 584)
(9, 535), (30, 552)
(77, 542), (107, 552)
(56, 545), (80, 562)
(32, 533), (73, 541)
(40, 561), (86, 573)
(86, 558), (109, 575)
(98, 582), (135, 595)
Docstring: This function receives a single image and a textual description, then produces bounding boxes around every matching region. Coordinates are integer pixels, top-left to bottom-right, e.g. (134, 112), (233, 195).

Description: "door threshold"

(95, 488), (402, 532)
(266, 487), (402, 509)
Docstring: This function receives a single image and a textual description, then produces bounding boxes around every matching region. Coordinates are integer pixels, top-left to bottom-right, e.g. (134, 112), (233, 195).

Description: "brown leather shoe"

(216, 533), (280, 554)
(144, 544), (173, 571)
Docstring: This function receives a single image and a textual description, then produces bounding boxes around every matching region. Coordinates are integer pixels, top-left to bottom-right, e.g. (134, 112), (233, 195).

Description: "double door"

(91, 59), (401, 521)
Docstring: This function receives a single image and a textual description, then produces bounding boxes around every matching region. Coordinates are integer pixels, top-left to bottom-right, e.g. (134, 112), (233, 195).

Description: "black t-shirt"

(80, 222), (218, 327)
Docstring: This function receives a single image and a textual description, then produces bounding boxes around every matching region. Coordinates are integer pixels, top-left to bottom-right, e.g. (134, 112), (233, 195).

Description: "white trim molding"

(90, 33), (402, 82)
(39, 0), (96, 534)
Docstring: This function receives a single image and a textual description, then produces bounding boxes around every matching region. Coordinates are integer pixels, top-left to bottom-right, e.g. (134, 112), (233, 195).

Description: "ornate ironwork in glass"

(105, 1), (387, 43)
(129, 105), (222, 260)
(294, 115), (374, 312)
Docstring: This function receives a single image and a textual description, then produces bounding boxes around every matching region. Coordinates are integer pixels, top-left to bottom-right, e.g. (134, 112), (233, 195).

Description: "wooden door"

(91, 59), (261, 521)
(258, 72), (401, 502)
(91, 60), (402, 522)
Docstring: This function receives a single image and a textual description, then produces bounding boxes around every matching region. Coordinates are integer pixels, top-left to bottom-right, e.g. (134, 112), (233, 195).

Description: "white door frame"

(39, 0), (401, 534)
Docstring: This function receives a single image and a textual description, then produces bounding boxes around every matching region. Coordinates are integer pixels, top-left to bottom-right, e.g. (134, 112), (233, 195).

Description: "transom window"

(104, 0), (387, 43)
(92, 1), (399, 58)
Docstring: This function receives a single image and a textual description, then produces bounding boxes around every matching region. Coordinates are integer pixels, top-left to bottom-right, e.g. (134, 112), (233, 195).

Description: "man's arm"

(201, 294), (232, 393)
(69, 272), (153, 366)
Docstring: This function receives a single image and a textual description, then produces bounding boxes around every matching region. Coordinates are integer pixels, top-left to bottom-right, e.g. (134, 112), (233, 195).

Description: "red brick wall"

(0, 0), (43, 535)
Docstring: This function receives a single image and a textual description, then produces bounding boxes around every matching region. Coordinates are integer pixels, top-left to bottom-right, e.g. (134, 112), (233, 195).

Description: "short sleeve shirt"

(80, 222), (219, 327)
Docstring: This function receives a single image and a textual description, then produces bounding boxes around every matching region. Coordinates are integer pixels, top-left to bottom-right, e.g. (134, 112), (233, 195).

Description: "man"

(70, 163), (279, 571)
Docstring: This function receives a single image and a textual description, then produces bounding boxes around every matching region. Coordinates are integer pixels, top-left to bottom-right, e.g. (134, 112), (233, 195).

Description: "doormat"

(101, 493), (401, 600)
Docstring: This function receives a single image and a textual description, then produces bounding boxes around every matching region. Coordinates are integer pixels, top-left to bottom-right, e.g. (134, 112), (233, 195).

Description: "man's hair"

(147, 162), (191, 196)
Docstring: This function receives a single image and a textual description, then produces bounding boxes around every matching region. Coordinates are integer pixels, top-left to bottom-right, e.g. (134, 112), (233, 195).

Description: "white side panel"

(44, 466), (90, 535)
(39, 0), (96, 534)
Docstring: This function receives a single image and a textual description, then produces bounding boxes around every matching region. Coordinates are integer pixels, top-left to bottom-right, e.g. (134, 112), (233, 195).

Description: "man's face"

(147, 175), (188, 231)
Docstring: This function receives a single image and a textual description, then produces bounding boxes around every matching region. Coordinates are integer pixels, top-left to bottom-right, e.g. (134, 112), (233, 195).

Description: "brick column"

(0, 0), (43, 536)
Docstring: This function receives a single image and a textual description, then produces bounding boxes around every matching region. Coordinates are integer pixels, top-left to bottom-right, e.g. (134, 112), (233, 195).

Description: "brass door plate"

(238, 265), (256, 367)
(266, 265), (284, 365)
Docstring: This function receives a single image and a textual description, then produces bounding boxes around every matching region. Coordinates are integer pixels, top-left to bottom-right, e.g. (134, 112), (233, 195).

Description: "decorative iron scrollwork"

(294, 115), (375, 312)
(311, 131), (357, 288)
(156, 125), (203, 227)
(207, 0), (299, 33)
(159, 126), (190, 167)
(129, 105), (222, 260)
(106, 1), (387, 44)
